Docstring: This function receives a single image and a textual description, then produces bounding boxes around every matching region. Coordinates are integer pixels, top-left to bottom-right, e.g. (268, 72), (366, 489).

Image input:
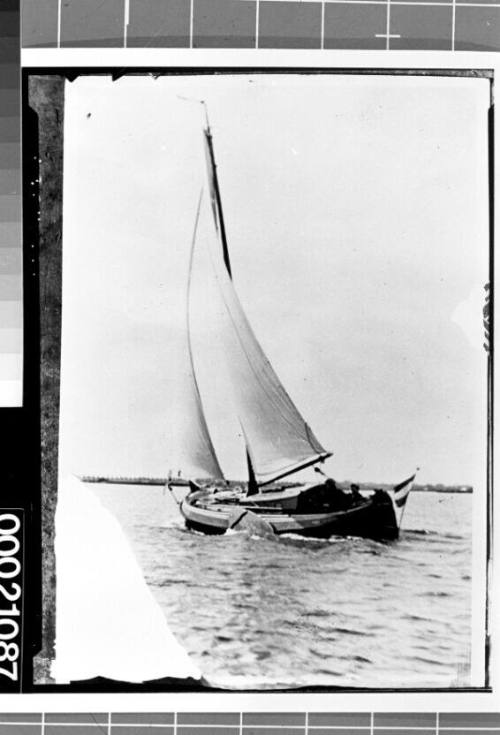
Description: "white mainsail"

(200, 125), (331, 485)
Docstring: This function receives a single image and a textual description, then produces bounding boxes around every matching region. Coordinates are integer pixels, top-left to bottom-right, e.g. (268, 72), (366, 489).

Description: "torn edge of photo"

(0, 50), (498, 712)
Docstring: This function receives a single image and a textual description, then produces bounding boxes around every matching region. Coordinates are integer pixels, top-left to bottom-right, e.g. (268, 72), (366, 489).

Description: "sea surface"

(93, 484), (474, 690)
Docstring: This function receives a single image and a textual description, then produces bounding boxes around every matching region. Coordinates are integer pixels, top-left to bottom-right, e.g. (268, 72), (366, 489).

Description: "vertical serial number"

(0, 514), (22, 683)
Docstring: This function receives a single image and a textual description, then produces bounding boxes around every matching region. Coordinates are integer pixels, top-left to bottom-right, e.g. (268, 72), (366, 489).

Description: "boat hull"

(180, 491), (399, 540)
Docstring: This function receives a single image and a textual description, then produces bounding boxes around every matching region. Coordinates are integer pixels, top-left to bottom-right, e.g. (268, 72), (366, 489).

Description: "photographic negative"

(27, 69), (491, 692)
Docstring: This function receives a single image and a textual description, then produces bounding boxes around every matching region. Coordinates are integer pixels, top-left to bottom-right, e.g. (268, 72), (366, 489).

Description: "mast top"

(201, 100), (210, 131)
(176, 95), (211, 131)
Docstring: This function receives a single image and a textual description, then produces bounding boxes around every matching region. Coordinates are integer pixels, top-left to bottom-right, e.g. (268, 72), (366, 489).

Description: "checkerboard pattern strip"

(21, 0), (500, 51)
(0, 0), (22, 407)
(1, 714), (500, 734)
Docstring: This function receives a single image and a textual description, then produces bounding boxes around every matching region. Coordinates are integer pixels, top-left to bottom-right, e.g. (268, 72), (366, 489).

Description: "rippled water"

(94, 484), (472, 689)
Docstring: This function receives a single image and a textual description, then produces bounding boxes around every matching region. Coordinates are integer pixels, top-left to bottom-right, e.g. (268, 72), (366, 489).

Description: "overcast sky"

(59, 73), (490, 488)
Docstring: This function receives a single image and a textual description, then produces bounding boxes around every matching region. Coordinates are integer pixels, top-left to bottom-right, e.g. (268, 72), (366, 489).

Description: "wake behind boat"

(169, 105), (416, 541)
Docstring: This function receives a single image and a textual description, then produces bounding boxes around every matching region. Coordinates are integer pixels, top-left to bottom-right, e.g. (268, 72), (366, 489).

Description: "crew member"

(350, 483), (362, 502)
(325, 477), (349, 510)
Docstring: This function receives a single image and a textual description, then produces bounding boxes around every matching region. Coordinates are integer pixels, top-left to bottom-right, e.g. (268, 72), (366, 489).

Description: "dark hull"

(180, 491), (399, 541)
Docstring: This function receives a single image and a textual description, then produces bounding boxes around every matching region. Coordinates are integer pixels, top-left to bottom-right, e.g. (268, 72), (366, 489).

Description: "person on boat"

(350, 483), (362, 503)
(372, 488), (390, 505)
(324, 478), (350, 510)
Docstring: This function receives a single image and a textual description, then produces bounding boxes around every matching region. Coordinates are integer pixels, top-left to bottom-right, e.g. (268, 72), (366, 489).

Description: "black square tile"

(455, 5), (500, 49)
(128, 0), (190, 46)
(61, 0), (124, 47)
(193, 0), (255, 47)
(324, 2), (386, 48)
(22, 0), (58, 47)
(389, 4), (452, 49)
(259, 1), (321, 48)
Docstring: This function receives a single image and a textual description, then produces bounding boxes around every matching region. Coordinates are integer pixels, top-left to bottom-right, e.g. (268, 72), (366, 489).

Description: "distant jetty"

(80, 476), (176, 486)
(79, 476), (473, 493)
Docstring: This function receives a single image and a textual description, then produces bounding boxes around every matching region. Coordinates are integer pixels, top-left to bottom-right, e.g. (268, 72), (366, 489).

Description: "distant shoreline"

(79, 476), (473, 494)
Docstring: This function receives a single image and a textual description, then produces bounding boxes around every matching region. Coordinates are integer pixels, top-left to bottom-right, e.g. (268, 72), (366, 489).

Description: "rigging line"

(187, 188), (225, 480)
(205, 226), (318, 447)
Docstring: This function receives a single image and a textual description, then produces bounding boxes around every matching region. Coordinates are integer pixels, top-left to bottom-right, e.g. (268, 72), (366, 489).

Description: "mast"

(203, 119), (232, 279)
(239, 421), (259, 495)
(246, 448), (259, 496)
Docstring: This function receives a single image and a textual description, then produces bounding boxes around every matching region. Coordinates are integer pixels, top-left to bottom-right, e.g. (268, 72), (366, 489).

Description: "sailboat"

(170, 109), (416, 541)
